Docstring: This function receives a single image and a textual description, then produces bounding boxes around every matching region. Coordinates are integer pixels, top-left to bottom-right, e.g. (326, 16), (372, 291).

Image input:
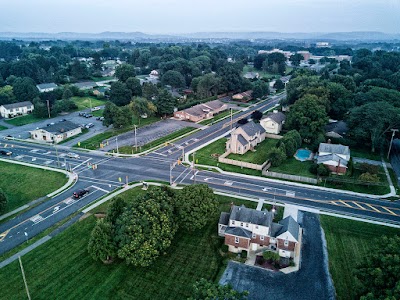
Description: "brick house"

(317, 143), (350, 175)
(218, 205), (301, 259)
(226, 121), (266, 154)
(232, 90), (253, 102)
(173, 100), (227, 122)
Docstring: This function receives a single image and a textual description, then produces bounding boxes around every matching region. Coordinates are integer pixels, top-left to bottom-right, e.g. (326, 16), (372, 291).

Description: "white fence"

(262, 169), (318, 184)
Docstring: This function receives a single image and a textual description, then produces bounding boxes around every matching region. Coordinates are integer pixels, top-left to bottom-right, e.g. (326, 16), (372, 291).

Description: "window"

(240, 223), (243, 227)
(238, 146), (241, 151)
(252, 233), (256, 238)
(245, 223), (249, 228)
(235, 237), (239, 244)
(255, 225), (259, 229)
(284, 240), (289, 247)
(260, 235), (264, 241)
(232, 220), (235, 225)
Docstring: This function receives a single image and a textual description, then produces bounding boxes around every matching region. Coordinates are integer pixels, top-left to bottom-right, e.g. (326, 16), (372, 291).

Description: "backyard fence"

(218, 151), (269, 170)
(262, 169), (318, 184)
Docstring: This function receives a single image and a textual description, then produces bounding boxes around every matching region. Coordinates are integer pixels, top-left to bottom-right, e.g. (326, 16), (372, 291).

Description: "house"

(226, 121), (266, 154)
(232, 90), (253, 102)
(73, 81), (98, 90)
(93, 86), (109, 97)
(149, 70), (159, 78)
(218, 205), (301, 259)
(297, 51), (311, 61)
(280, 75), (292, 85)
(325, 121), (348, 139)
(0, 101), (34, 119)
(260, 111), (286, 134)
(36, 83), (58, 93)
(29, 121), (82, 144)
(173, 100), (227, 122)
(243, 72), (259, 79)
(317, 143), (350, 174)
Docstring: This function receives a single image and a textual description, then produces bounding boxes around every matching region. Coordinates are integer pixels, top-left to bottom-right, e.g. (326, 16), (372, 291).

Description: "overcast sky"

(0, 0), (399, 34)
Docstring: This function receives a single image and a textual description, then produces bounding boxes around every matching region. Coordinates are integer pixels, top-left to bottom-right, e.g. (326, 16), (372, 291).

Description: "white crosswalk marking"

(64, 198), (76, 205)
(15, 155), (24, 159)
(44, 160), (53, 165)
(30, 149), (39, 153)
(30, 215), (44, 224)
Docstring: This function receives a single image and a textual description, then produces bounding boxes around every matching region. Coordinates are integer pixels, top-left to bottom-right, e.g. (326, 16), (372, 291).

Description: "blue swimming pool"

(294, 149), (312, 161)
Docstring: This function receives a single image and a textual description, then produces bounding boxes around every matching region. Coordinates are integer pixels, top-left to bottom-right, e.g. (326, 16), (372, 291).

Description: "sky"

(0, 0), (399, 34)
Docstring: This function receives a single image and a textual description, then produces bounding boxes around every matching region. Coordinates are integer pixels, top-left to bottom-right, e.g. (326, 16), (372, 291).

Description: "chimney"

(327, 139), (331, 144)
(273, 110), (278, 114)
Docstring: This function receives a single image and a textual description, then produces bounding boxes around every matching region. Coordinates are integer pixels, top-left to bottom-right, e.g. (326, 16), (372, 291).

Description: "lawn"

(351, 148), (382, 161)
(0, 161), (68, 214)
(118, 127), (197, 154)
(75, 116), (160, 150)
(92, 76), (116, 82)
(71, 96), (106, 111)
(91, 109), (104, 117)
(0, 125), (7, 131)
(198, 110), (238, 126)
(5, 114), (45, 126)
(269, 157), (316, 178)
(227, 138), (278, 165)
(0, 187), (261, 299)
(320, 216), (400, 300)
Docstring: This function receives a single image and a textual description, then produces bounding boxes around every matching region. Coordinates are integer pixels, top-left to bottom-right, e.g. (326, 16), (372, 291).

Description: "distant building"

(149, 70), (159, 78)
(243, 72), (259, 79)
(0, 101), (34, 119)
(297, 51), (311, 61)
(29, 121), (82, 144)
(316, 42), (330, 48)
(317, 143), (350, 175)
(226, 121), (266, 155)
(232, 90), (253, 102)
(36, 83), (58, 93)
(93, 86), (109, 97)
(325, 121), (348, 139)
(260, 111), (286, 134)
(173, 100), (227, 123)
(258, 49), (293, 59)
(73, 81), (98, 90)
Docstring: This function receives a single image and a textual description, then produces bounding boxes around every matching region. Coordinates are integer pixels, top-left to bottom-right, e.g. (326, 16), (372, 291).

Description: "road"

(1, 93), (400, 255)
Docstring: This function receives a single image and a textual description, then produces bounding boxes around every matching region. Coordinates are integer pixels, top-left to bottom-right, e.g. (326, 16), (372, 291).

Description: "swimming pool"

(294, 149), (312, 161)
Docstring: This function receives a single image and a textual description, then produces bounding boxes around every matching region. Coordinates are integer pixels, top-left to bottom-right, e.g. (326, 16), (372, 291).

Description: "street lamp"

(134, 125), (138, 152)
(387, 129), (398, 159)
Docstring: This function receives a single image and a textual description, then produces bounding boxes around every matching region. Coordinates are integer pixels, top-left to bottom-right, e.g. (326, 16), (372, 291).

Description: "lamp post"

(387, 129), (398, 160)
(46, 100), (51, 119)
(116, 136), (119, 154)
(134, 125), (138, 152)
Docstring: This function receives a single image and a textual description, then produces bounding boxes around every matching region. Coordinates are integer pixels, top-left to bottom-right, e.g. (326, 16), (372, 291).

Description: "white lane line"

(72, 158), (92, 171)
(91, 185), (110, 193)
(44, 160), (53, 165)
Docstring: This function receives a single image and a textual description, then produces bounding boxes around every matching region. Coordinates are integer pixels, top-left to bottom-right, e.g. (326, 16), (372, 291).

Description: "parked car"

(85, 114), (93, 118)
(79, 112), (85, 116)
(96, 116), (104, 121)
(59, 118), (67, 122)
(67, 152), (80, 159)
(85, 123), (94, 129)
(72, 189), (89, 199)
(91, 106), (101, 112)
(47, 122), (55, 126)
(0, 149), (12, 156)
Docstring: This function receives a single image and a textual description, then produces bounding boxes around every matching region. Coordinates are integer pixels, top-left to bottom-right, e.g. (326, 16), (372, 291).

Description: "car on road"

(85, 114), (93, 118)
(59, 118), (67, 122)
(47, 122), (55, 126)
(72, 189), (89, 199)
(79, 112), (86, 116)
(91, 106), (101, 112)
(0, 149), (12, 156)
(67, 152), (80, 159)
(96, 116), (104, 121)
(85, 123), (94, 129)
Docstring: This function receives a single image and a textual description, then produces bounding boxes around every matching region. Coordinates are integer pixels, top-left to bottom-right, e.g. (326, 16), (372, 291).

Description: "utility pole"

(134, 125), (137, 152)
(19, 256), (31, 300)
(116, 136), (119, 154)
(387, 129), (398, 159)
(54, 145), (60, 167)
(230, 108), (233, 131)
(46, 100), (51, 119)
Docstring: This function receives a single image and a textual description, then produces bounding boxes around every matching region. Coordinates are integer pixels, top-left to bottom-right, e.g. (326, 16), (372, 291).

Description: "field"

(0, 125), (7, 131)
(0, 188), (259, 299)
(0, 161), (68, 214)
(71, 96), (106, 111)
(320, 216), (400, 300)
(5, 114), (44, 126)
(227, 138), (278, 164)
(351, 148), (383, 161)
(269, 157), (316, 178)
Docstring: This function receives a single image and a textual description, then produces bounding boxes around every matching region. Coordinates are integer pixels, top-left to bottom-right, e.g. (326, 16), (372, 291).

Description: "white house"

(260, 111), (286, 134)
(36, 83), (58, 93)
(29, 121), (82, 144)
(0, 101), (34, 119)
(317, 143), (350, 174)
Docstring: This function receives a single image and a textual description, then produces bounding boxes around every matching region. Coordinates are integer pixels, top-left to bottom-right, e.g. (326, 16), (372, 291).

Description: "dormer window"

(284, 240), (289, 247)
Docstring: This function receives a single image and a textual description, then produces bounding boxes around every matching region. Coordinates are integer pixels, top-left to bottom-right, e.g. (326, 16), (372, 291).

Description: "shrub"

(268, 146), (287, 167)
(357, 163), (379, 175)
(240, 250), (248, 259)
(309, 163), (318, 175)
(221, 244), (229, 253)
(263, 251), (280, 262)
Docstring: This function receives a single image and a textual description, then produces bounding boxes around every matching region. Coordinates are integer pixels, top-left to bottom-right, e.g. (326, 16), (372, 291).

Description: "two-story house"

(317, 142), (350, 174)
(0, 101), (34, 118)
(218, 205), (301, 259)
(226, 121), (266, 154)
(260, 111), (286, 135)
(36, 83), (58, 93)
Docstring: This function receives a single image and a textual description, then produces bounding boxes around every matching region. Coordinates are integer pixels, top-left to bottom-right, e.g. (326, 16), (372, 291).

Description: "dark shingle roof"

(230, 205), (274, 227)
(276, 216), (300, 241)
(219, 212), (230, 225)
(73, 81), (97, 89)
(237, 134), (248, 146)
(179, 100), (226, 118)
(325, 121), (348, 136)
(239, 121), (264, 137)
(225, 227), (252, 239)
(2, 101), (33, 110)
(270, 222), (283, 237)
(318, 143), (350, 156)
(262, 112), (286, 124)
(39, 121), (80, 134)
(36, 83), (57, 90)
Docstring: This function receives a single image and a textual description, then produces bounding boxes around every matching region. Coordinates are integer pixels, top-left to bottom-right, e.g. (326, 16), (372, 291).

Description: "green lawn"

(351, 148), (382, 161)
(0, 161), (68, 214)
(71, 96), (106, 111)
(0, 188), (262, 299)
(242, 65), (293, 79)
(0, 125), (7, 131)
(320, 216), (400, 300)
(5, 114), (45, 126)
(91, 109), (104, 117)
(269, 157), (316, 178)
(198, 110), (238, 126)
(75, 116), (160, 150)
(227, 138), (278, 165)
(92, 76), (116, 82)
(118, 127), (197, 154)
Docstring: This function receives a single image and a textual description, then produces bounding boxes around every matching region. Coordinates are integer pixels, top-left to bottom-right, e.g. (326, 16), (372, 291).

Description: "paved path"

(0, 118), (14, 129)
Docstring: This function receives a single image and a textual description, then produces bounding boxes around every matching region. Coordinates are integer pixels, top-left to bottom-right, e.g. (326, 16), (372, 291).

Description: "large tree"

(161, 70), (185, 88)
(129, 97), (157, 124)
(0, 85), (16, 105)
(175, 185), (218, 232)
(153, 88), (175, 117)
(125, 77), (142, 97)
(289, 53), (303, 67)
(12, 77), (39, 102)
(115, 64), (136, 82)
(109, 81), (132, 106)
(87, 219), (117, 263)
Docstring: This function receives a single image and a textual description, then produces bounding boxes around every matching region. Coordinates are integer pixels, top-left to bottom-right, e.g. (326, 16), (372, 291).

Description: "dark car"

(85, 114), (93, 118)
(0, 149), (12, 156)
(79, 112), (85, 116)
(72, 189), (89, 199)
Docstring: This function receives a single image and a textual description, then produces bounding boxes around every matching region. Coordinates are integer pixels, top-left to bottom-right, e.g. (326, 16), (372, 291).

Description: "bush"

(359, 172), (379, 183)
(263, 251), (280, 262)
(268, 146), (287, 167)
(221, 244), (229, 253)
(0, 189), (7, 214)
(357, 163), (379, 175)
(317, 164), (330, 177)
(240, 250), (248, 259)
(309, 163), (318, 175)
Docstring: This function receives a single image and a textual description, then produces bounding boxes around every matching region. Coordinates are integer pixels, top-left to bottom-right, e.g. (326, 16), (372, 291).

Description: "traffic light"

(177, 160), (181, 165)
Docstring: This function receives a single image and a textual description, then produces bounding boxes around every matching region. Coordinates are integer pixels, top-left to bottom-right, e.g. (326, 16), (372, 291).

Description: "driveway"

(219, 212), (336, 300)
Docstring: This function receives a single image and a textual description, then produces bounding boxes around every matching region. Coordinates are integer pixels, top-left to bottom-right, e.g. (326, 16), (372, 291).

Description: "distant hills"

(0, 31), (399, 41)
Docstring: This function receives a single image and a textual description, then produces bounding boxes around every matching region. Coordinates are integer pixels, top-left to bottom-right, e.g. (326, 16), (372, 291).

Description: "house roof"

(276, 216), (300, 241)
(225, 227), (252, 239)
(280, 75), (292, 83)
(262, 111), (286, 124)
(73, 81), (97, 89)
(37, 121), (80, 135)
(203, 100), (225, 110)
(36, 83), (57, 90)
(230, 205), (274, 228)
(325, 121), (348, 137)
(317, 153), (349, 167)
(178, 100), (226, 118)
(219, 212), (230, 226)
(237, 134), (248, 146)
(270, 222), (283, 237)
(238, 121), (265, 138)
(318, 143), (350, 156)
(2, 101), (33, 110)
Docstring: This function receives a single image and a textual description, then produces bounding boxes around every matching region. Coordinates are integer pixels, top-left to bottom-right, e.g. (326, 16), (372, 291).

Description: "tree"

(105, 196), (127, 225)
(175, 185), (218, 232)
(193, 73), (221, 98)
(289, 53), (303, 67)
(161, 70), (185, 88)
(354, 235), (400, 300)
(142, 82), (159, 100)
(268, 146), (286, 167)
(110, 81), (132, 106)
(286, 94), (328, 142)
(32, 97), (48, 118)
(62, 87), (73, 100)
(189, 278), (248, 300)
(125, 77), (142, 97)
(115, 64), (136, 82)
(253, 54), (268, 70)
(129, 97), (157, 124)
(113, 106), (132, 128)
(359, 172), (379, 184)
(0, 85), (16, 105)
(12, 77), (39, 102)
(92, 52), (102, 71)
(69, 60), (89, 80)
(87, 219), (117, 263)
(252, 81), (269, 99)
(153, 88), (175, 117)
(115, 187), (178, 267)
(263, 53), (286, 75)
(103, 102), (118, 127)
(273, 79), (285, 91)
(251, 110), (263, 122)
(0, 189), (7, 214)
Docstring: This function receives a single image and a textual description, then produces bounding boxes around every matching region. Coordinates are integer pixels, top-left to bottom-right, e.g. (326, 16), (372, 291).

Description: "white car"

(91, 106), (101, 112)
(67, 152), (80, 159)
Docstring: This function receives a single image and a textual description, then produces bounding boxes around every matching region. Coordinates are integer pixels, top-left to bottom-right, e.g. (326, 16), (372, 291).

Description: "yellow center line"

(0, 230), (10, 242)
(352, 201), (366, 210)
(381, 206), (397, 216)
(365, 203), (382, 213)
(338, 200), (353, 208)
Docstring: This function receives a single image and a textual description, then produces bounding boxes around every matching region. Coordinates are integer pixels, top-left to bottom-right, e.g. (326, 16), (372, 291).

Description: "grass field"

(320, 216), (400, 300)
(0, 161), (68, 214)
(269, 157), (316, 178)
(227, 138), (278, 164)
(0, 125), (7, 131)
(75, 116), (160, 150)
(92, 76), (116, 82)
(71, 96), (106, 111)
(0, 188), (262, 299)
(351, 148), (382, 161)
(118, 127), (197, 154)
(91, 109), (104, 117)
(5, 114), (45, 126)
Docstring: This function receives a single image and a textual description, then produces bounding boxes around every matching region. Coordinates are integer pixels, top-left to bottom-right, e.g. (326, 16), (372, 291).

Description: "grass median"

(5, 114), (45, 126)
